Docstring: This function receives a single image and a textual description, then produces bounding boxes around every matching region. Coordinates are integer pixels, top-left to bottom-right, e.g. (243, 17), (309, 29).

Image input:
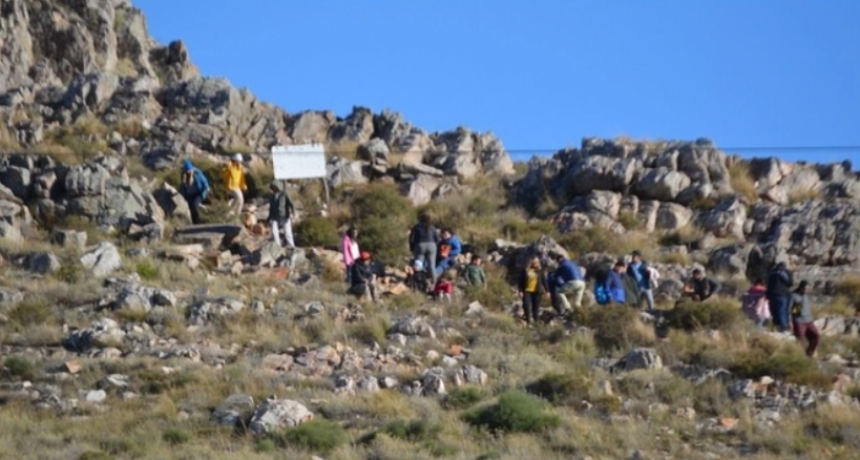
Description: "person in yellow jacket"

(222, 153), (247, 217)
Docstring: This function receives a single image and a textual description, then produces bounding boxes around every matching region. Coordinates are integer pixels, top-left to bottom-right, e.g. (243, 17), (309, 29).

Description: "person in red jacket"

(434, 274), (454, 303)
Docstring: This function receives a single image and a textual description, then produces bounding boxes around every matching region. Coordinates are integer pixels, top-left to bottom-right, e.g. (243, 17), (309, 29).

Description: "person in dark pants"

(178, 159), (210, 225)
(518, 256), (548, 324)
(349, 251), (378, 303)
(683, 269), (720, 302)
(409, 214), (440, 287)
(790, 281), (819, 357)
(766, 262), (794, 333)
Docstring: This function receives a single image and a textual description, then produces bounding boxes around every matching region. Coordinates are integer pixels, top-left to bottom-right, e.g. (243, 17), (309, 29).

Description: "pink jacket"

(342, 235), (360, 267)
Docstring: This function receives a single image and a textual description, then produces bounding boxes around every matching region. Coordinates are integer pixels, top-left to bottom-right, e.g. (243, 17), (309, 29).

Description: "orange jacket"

(222, 162), (247, 191)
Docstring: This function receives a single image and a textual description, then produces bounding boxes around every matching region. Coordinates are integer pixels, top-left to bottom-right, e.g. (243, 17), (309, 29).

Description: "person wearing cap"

(789, 281), (819, 357)
(267, 180), (295, 248)
(349, 251), (378, 302)
(178, 159), (210, 225)
(222, 153), (247, 218)
(627, 250), (655, 311)
(551, 253), (586, 313)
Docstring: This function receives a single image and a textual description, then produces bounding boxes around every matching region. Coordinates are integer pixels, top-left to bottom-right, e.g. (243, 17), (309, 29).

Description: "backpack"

(439, 243), (451, 259)
(790, 296), (802, 317)
(646, 266), (660, 289)
(594, 283), (609, 305)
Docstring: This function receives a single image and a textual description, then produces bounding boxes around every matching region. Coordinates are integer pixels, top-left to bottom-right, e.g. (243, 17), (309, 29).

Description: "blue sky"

(135, 0), (860, 164)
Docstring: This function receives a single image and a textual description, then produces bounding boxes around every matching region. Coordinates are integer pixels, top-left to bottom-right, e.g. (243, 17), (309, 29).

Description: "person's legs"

(345, 264), (353, 285)
(555, 282), (572, 312)
(282, 218), (295, 248)
(522, 293), (534, 323)
(421, 243), (437, 286)
(271, 219), (282, 247)
(805, 322), (820, 357)
(435, 257), (453, 276)
(641, 288), (655, 311)
(189, 195), (202, 224)
(778, 295), (791, 332)
(530, 292), (541, 323)
(569, 280), (586, 308)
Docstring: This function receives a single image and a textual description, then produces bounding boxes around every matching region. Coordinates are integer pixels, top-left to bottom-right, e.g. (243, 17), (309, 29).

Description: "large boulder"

(248, 398), (314, 435)
(80, 242), (122, 277)
(634, 168), (691, 201)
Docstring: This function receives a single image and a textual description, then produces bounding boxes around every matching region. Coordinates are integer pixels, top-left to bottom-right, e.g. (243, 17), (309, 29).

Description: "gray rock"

(401, 174), (441, 206)
(655, 202), (693, 231)
(697, 197), (747, 239)
(80, 242), (122, 277)
(248, 398), (314, 435)
(357, 138), (390, 163)
(614, 348), (663, 372)
(0, 221), (23, 243)
(635, 167), (691, 201)
(213, 394), (255, 427)
(85, 390), (107, 403)
(50, 230), (88, 249)
(28, 252), (61, 274)
(187, 297), (246, 325)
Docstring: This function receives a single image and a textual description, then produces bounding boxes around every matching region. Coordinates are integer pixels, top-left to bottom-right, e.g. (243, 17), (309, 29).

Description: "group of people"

(178, 154), (296, 248)
(742, 262), (819, 357)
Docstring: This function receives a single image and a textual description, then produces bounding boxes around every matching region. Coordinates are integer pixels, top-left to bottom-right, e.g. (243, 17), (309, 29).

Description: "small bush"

(444, 386), (487, 410)
(557, 227), (619, 255)
(573, 305), (656, 353)
(135, 261), (160, 281)
(730, 345), (830, 389)
(162, 428), (191, 445)
(463, 391), (560, 433)
(659, 224), (704, 247)
(8, 299), (53, 327)
(295, 216), (339, 248)
(500, 219), (557, 244)
(617, 211), (643, 230)
(351, 184), (416, 265)
(274, 420), (349, 454)
(381, 419), (442, 442)
(54, 261), (85, 284)
(664, 298), (745, 332)
(3, 356), (37, 380)
(729, 162), (758, 202)
(138, 369), (197, 394)
(526, 372), (590, 407)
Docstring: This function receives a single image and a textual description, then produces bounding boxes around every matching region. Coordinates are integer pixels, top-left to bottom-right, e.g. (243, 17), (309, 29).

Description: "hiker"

(627, 251), (655, 311)
(593, 269), (610, 306)
(178, 159), (210, 225)
(407, 258), (430, 293)
(683, 269), (720, 302)
(435, 228), (463, 276)
(222, 153), (247, 217)
(604, 262), (627, 305)
(518, 256), (548, 324)
(434, 272), (455, 303)
(267, 180), (295, 248)
(741, 279), (770, 327)
(463, 255), (487, 287)
(766, 261), (794, 333)
(790, 281), (819, 357)
(349, 251), (378, 302)
(409, 214), (440, 285)
(341, 226), (360, 284)
(551, 254), (585, 313)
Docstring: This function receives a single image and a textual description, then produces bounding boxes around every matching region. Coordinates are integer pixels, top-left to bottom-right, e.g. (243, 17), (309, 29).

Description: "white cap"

(232, 153), (243, 162)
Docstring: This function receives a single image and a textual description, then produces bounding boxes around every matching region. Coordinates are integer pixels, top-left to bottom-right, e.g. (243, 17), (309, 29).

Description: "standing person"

(341, 226), (360, 285)
(222, 153), (247, 218)
(349, 251), (378, 302)
(178, 159), (210, 225)
(627, 251), (655, 311)
(267, 180), (295, 248)
(551, 254), (586, 313)
(409, 214), (440, 286)
(518, 256), (548, 324)
(604, 262), (627, 305)
(790, 281), (819, 357)
(435, 228), (463, 276)
(683, 269), (720, 302)
(742, 279), (770, 327)
(766, 262), (794, 333)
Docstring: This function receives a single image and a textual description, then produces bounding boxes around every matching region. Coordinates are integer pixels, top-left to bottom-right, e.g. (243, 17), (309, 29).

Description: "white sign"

(271, 144), (327, 180)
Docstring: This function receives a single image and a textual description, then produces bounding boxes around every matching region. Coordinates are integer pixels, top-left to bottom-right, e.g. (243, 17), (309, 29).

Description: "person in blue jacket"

(435, 227), (462, 276)
(604, 261), (627, 304)
(178, 159), (210, 225)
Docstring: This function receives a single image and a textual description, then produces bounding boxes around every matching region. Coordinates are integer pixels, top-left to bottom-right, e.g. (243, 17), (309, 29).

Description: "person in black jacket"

(518, 256), (548, 324)
(766, 262), (794, 333)
(683, 269), (720, 302)
(349, 251), (378, 302)
(409, 214), (440, 286)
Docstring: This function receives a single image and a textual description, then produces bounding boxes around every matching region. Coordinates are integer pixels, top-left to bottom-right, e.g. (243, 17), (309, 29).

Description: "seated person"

(434, 275), (454, 302)
(348, 251), (378, 302)
(463, 255), (487, 287)
(742, 279), (770, 327)
(434, 228), (462, 276)
(683, 269), (720, 302)
(604, 261), (627, 305)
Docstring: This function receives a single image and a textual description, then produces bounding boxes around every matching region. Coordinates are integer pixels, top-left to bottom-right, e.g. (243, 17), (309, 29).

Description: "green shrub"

(274, 420), (349, 454)
(729, 345), (831, 390)
(138, 369), (197, 394)
(572, 305), (656, 352)
(3, 356), (37, 380)
(665, 298), (744, 332)
(162, 428), (191, 445)
(557, 227), (617, 254)
(444, 386), (487, 410)
(8, 299), (53, 327)
(463, 391), (560, 433)
(54, 261), (85, 284)
(351, 184), (416, 265)
(526, 372), (590, 407)
(500, 219), (557, 244)
(135, 261), (160, 281)
(295, 216), (340, 248)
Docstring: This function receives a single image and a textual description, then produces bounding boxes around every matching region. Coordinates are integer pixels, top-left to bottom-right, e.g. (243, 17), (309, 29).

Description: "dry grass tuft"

(729, 162), (758, 202)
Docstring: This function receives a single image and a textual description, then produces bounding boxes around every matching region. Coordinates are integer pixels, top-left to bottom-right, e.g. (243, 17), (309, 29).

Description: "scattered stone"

(80, 242), (123, 277)
(213, 394), (255, 427)
(248, 398), (314, 435)
(613, 348), (664, 372)
(62, 359), (83, 375)
(85, 390), (107, 403)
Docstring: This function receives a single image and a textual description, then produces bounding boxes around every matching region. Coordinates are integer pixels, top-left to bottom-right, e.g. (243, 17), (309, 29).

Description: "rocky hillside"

(1, 1), (860, 460)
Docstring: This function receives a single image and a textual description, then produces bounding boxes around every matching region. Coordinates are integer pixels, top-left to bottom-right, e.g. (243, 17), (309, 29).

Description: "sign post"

(270, 143), (329, 204)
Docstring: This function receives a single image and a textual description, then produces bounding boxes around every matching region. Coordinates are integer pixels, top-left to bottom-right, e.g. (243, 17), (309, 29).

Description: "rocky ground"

(1, 1), (860, 459)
